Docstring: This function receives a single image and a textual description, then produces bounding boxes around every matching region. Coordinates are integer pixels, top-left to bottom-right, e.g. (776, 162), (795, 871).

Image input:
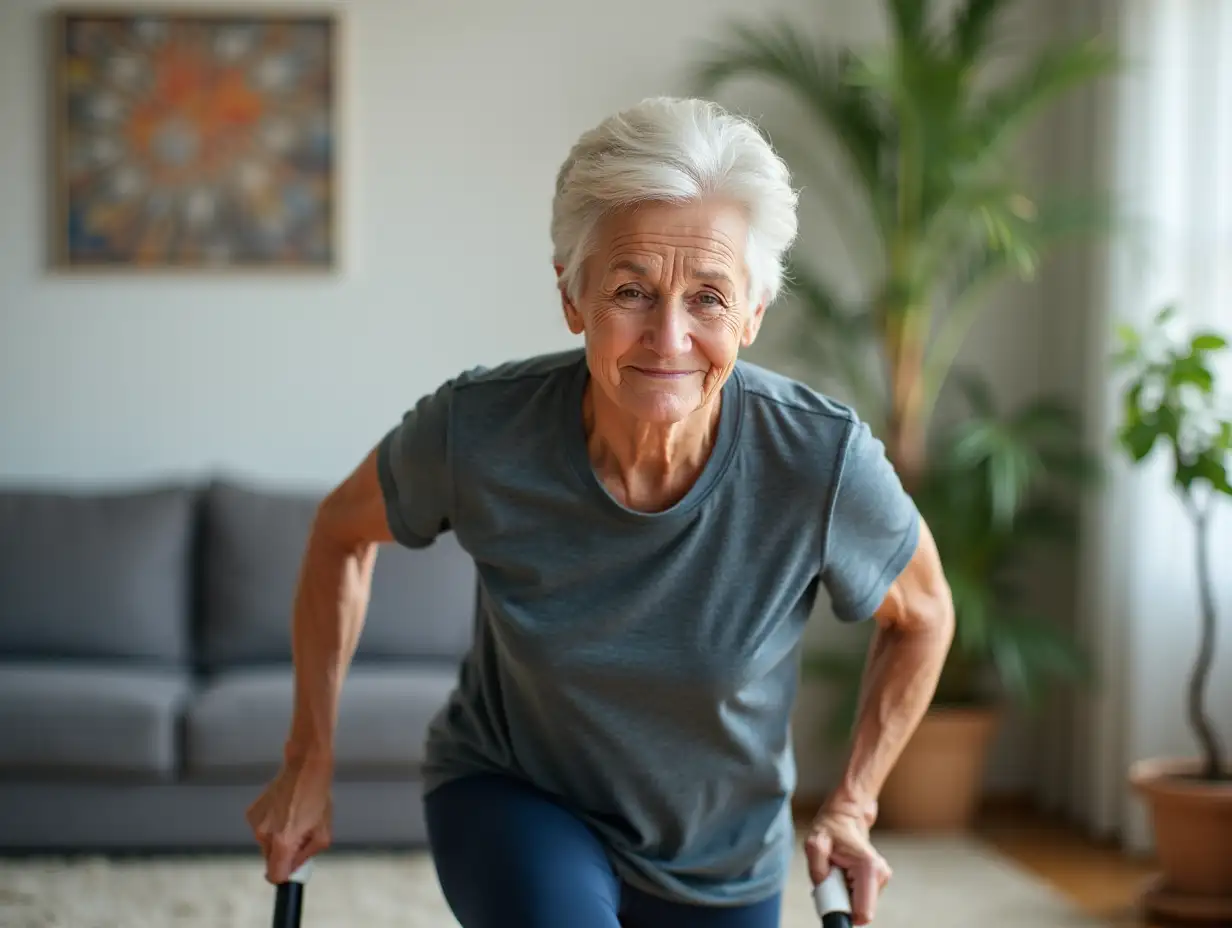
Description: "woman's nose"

(643, 298), (691, 356)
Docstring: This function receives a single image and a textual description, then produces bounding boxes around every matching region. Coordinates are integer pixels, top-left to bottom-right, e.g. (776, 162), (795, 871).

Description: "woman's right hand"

(246, 751), (335, 884)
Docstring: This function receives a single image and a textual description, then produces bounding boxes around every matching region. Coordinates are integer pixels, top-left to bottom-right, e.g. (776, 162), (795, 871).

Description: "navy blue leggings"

(423, 773), (782, 928)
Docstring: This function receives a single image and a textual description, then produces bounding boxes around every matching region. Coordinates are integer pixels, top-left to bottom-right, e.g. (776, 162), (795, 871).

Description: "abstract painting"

(50, 9), (338, 270)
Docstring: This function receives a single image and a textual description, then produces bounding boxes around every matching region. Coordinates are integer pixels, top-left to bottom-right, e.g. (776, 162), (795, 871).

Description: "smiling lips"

(630, 367), (698, 379)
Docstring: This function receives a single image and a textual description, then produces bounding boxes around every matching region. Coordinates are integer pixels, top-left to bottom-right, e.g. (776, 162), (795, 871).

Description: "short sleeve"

(820, 418), (920, 622)
(376, 380), (454, 548)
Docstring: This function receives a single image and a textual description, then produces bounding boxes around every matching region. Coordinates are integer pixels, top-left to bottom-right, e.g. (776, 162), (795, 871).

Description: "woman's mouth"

(631, 367), (695, 379)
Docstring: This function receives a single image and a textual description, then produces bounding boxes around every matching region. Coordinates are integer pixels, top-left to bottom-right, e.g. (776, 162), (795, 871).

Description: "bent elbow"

(903, 584), (954, 645)
(924, 582), (956, 647)
(936, 590), (956, 644)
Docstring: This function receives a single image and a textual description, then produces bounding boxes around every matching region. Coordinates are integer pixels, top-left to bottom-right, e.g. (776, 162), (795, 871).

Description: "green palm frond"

(692, 20), (893, 234)
(886, 0), (930, 47)
(920, 192), (1114, 419)
(931, 382), (1099, 529)
(947, 366), (998, 418)
(960, 191), (1112, 291)
(915, 180), (1039, 292)
(950, 0), (1014, 65)
(915, 36), (1118, 228)
(949, 420), (1040, 527)
(1009, 398), (1098, 476)
(956, 38), (1119, 178)
(1008, 395), (1082, 437)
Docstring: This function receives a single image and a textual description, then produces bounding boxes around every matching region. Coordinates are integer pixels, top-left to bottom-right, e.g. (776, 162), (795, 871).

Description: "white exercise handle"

(813, 866), (852, 916)
(287, 859), (314, 884)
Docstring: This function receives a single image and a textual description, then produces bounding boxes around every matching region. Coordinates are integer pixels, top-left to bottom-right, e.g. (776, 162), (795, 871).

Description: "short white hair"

(551, 97), (799, 308)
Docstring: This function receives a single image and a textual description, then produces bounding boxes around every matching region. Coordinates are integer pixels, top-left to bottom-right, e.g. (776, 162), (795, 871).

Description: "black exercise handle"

(272, 881), (304, 928)
(271, 860), (313, 928)
(813, 866), (853, 928)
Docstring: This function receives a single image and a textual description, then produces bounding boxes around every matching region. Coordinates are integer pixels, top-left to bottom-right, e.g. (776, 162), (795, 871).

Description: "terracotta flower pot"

(876, 705), (1001, 832)
(1130, 757), (1232, 924)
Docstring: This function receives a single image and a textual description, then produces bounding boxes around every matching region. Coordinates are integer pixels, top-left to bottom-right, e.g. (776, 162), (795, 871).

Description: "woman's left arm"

(805, 516), (955, 925)
(825, 515), (954, 826)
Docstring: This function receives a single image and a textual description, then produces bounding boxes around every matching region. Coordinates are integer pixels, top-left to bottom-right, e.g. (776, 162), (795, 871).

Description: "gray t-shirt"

(376, 348), (919, 907)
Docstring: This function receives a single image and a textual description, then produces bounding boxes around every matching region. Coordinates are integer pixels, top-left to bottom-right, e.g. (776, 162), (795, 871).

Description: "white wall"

(0, 0), (1056, 797)
(1, 0), (832, 486)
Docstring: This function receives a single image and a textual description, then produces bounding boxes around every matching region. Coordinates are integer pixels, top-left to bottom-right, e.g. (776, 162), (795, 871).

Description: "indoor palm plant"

(1113, 305), (1232, 919)
(693, 0), (1117, 828)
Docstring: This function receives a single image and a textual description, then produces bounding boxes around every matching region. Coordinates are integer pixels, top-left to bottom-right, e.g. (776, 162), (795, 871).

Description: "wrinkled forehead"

(588, 200), (750, 286)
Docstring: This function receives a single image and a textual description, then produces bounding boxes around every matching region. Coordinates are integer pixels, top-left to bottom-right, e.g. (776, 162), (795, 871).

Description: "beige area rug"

(0, 835), (1108, 927)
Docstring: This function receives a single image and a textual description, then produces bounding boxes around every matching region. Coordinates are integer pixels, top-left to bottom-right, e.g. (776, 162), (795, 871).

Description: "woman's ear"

(555, 263), (585, 334)
(741, 300), (768, 346)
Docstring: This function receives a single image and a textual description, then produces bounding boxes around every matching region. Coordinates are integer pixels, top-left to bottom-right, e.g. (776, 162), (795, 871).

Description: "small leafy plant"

(1113, 305), (1232, 781)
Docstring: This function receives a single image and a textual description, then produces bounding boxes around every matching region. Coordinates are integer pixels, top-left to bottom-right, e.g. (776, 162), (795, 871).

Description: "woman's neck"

(582, 382), (722, 512)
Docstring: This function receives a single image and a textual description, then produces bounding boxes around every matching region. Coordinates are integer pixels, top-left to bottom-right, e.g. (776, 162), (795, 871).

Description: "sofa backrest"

(0, 485), (196, 663)
(199, 480), (476, 669)
(0, 479), (477, 669)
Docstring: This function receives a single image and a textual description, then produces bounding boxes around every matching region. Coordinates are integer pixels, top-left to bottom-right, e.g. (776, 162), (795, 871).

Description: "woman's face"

(559, 198), (766, 425)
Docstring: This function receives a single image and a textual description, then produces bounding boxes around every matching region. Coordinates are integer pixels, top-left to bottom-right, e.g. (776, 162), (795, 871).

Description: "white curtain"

(1059, 0), (1232, 854)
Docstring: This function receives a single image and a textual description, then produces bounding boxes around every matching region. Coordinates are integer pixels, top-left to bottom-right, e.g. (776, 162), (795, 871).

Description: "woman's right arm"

(247, 445), (395, 882)
(284, 444), (394, 766)
(251, 380), (454, 881)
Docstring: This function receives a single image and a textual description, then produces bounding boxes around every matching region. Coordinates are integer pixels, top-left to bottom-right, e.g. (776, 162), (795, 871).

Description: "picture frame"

(48, 7), (340, 272)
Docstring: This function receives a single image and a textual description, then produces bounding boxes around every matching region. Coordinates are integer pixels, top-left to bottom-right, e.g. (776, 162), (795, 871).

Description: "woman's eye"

(696, 292), (724, 308)
(616, 287), (646, 301)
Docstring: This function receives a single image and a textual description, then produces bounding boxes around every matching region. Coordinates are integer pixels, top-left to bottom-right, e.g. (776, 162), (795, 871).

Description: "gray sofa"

(0, 478), (476, 852)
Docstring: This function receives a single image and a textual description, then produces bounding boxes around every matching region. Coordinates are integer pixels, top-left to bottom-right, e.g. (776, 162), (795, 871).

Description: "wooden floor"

(974, 803), (1159, 926)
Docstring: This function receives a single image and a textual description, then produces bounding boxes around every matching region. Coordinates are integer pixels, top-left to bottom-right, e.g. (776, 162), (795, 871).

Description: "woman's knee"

(424, 773), (622, 928)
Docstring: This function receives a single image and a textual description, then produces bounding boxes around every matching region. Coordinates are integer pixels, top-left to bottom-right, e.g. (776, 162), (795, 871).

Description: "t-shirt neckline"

(564, 354), (744, 522)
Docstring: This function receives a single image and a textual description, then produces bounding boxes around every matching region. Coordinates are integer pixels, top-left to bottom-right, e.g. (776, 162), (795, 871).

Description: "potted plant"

(693, 0), (1117, 828)
(1112, 305), (1232, 921)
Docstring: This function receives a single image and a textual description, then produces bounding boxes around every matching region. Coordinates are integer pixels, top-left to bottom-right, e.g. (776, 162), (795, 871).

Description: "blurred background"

(1, 0), (1230, 925)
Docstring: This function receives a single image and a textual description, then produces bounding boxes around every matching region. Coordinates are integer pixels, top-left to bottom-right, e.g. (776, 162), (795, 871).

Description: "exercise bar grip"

(271, 859), (313, 928)
(813, 866), (853, 928)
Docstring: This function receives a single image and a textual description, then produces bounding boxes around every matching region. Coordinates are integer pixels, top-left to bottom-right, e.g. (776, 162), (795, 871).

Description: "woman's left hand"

(804, 807), (892, 925)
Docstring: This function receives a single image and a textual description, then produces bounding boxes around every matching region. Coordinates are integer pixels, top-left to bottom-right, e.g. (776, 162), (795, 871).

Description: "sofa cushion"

(183, 664), (458, 778)
(0, 486), (195, 662)
(0, 663), (192, 779)
(199, 480), (475, 668)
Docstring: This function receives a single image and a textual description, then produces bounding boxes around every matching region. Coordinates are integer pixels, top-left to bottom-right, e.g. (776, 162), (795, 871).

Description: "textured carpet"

(0, 834), (1107, 927)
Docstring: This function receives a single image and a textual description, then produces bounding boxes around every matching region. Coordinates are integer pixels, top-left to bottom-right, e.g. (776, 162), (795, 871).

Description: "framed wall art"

(49, 8), (339, 271)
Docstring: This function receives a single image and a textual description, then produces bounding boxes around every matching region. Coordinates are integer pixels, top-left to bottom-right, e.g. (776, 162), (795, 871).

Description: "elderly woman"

(247, 97), (954, 928)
